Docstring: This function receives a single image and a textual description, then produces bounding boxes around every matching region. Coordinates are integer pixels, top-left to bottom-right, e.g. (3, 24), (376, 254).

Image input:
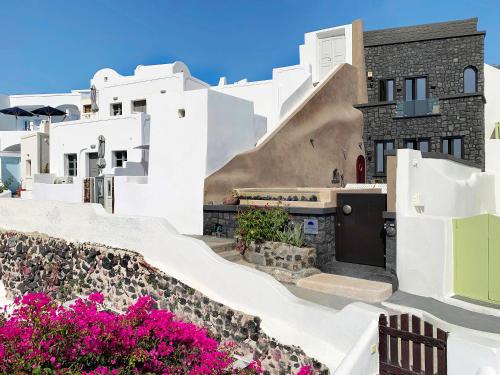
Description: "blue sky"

(1, 0), (499, 94)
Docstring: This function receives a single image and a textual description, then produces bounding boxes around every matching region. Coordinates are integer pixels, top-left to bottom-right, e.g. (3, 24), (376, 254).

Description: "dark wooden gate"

(379, 314), (448, 375)
(83, 178), (91, 203)
(335, 193), (386, 267)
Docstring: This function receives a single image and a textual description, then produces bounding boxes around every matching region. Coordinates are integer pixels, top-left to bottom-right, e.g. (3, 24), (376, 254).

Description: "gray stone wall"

(244, 241), (316, 272)
(288, 213), (335, 273)
(360, 94), (484, 180)
(359, 32), (485, 180)
(0, 231), (327, 375)
(364, 34), (484, 103)
(384, 217), (397, 290)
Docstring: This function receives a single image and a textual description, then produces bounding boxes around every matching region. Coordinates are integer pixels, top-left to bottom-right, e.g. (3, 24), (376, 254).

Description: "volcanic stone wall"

(0, 230), (328, 375)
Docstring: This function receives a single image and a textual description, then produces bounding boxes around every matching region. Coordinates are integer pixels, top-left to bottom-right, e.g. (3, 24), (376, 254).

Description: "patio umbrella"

(0, 106), (34, 130)
(90, 85), (99, 112)
(97, 135), (106, 174)
(32, 106), (67, 124)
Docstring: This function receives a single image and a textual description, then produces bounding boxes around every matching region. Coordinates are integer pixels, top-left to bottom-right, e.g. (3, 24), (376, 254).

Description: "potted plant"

(222, 189), (240, 205)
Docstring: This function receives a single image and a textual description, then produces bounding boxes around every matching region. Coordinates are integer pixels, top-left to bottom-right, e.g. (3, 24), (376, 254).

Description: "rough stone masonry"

(0, 230), (328, 375)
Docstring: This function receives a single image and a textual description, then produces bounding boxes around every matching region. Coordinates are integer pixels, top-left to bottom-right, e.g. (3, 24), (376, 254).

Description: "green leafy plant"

(236, 206), (289, 245)
(276, 223), (304, 247)
(3, 176), (13, 190)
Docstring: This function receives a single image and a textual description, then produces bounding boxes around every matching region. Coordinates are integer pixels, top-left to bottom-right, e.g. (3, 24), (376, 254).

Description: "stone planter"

(243, 241), (319, 283)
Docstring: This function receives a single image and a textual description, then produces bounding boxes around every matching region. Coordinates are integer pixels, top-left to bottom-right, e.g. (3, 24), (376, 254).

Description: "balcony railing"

(394, 98), (440, 118)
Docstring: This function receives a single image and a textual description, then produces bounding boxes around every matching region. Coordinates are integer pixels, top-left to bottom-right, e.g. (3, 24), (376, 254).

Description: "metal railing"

(395, 98), (440, 118)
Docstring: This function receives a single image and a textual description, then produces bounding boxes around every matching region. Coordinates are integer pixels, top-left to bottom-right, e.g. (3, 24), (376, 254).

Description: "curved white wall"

(114, 89), (257, 234)
(0, 199), (382, 373)
(396, 149), (497, 299)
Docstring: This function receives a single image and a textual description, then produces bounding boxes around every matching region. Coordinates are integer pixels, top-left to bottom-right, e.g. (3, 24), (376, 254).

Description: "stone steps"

(188, 235), (236, 254)
(218, 249), (242, 262)
(296, 273), (393, 303)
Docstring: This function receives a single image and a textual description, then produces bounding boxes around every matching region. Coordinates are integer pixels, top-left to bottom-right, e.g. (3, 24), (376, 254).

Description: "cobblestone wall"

(360, 95), (485, 179)
(359, 31), (485, 180)
(364, 34), (484, 102)
(0, 231), (328, 375)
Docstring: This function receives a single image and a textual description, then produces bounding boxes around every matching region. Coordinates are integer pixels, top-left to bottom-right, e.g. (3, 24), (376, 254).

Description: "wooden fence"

(379, 314), (448, 375)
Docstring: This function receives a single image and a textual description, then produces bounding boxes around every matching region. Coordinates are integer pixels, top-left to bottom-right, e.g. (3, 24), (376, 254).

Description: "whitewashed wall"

(0, 199), (383, 373)
(486, 139), (500, 214)
(49, 113), (147, 177)
(397, 150), (495, 218)
(115, 89), (256, 234)
(32, 174), (83, 203)
(396, 149), (496, 299)
(206, 90), (255, 174)
(485, 64), (500, 140)
(90, 62), (207, 120)
(448, 332), (500, 375)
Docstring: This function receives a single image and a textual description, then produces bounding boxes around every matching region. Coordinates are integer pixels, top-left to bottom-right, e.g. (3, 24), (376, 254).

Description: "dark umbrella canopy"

(31, 106), (67, 117)
(0, 106), (34, 117)
(0, 107), (34, 130)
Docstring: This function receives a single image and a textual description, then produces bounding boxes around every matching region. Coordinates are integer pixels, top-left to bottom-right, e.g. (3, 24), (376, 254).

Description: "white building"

(213, 23), (352, 142)
(12, 22), (355, 234)
(0, 90), (89, 192)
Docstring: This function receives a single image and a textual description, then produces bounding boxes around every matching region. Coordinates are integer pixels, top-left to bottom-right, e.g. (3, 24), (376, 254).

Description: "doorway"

(356, 155), (366, 183)
(318, 36), (345, 80)
(87, 152), (99, 177)
(336, 193), (386, 267)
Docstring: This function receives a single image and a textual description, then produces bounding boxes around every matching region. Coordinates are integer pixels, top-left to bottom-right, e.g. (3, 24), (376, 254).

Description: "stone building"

(355, 18), (486, 181)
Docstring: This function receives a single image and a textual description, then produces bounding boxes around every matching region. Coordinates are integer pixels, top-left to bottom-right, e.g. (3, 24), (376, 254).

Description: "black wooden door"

(336, 193), (386, 267)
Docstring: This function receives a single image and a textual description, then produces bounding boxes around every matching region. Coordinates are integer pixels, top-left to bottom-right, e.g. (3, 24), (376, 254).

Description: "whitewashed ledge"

(0, 199), (385, 374)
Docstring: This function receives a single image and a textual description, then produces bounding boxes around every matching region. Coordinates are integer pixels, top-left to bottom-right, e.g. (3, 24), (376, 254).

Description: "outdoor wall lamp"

(384, 222), (396, 237)
(367, 71), (373, 80)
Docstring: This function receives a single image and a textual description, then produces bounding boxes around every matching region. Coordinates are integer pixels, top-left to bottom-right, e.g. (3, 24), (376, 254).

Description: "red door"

(356, 155), (366, 183)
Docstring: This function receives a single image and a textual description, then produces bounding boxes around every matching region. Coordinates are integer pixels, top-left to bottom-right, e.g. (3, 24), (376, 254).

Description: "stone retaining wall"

(0, 230), (328, 375)
(244, 241), (316, 271)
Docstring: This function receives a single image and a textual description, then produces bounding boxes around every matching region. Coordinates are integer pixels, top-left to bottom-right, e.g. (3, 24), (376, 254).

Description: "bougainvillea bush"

(0, 293), (264, 374)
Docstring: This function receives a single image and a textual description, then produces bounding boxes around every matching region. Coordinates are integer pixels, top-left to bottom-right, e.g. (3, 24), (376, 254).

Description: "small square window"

(83, 104), (92, 114)
(113, 150), (128, 167)
(379, 79), (394, 101)
(442, 137), (462, 158)
(111, 103), (122, 116)
(375, 140), (394, 175)
(178, 108), (186, 118)
(65, 154), (77, 176)
(132, 99), (147, 113)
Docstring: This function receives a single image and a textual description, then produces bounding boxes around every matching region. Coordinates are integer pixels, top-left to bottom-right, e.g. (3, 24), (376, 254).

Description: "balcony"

(394, 98), (440, 118)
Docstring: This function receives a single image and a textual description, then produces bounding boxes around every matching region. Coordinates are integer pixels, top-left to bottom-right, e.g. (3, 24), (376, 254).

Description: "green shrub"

(275, 223), (304, 247)
(236, 206), (289, 245)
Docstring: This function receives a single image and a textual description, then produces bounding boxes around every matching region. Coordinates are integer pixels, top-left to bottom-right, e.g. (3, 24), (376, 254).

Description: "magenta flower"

(0, 292), (272, 374)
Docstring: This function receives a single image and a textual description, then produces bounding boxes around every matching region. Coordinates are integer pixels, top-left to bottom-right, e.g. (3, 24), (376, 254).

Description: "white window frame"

(110, 102), (122, 116)
(112, 150), (128, 168)
(65, 154), (78, 177)
(131, 99), (147, 113)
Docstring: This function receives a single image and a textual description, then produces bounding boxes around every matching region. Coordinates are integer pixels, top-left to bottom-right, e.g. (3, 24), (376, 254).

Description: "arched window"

(464, 66), (477, 93)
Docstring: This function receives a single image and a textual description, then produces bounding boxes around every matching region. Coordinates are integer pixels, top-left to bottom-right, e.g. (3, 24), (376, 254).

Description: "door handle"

(342, 205), (352, 215)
